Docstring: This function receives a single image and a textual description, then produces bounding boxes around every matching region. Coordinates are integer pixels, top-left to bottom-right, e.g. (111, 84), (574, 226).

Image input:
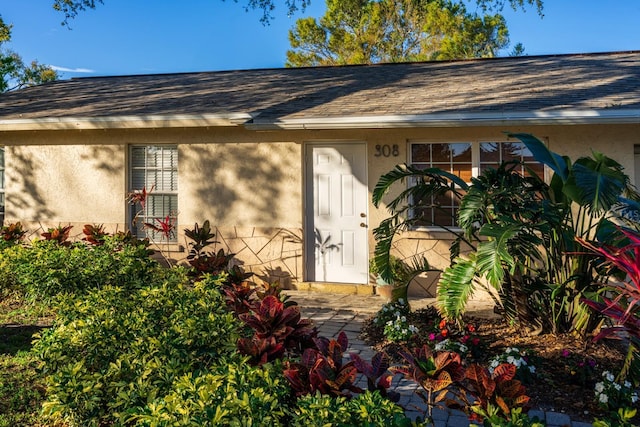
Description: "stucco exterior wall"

(2, 123), (638, 292)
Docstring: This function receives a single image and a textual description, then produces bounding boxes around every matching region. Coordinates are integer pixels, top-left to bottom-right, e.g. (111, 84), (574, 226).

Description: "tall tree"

(286, 0), (514, 66)
(0, 17), (58, 92)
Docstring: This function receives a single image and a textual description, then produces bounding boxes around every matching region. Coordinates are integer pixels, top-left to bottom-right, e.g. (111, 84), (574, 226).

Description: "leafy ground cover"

(361, 305), (634, 424)
(0, 297), (50, 427)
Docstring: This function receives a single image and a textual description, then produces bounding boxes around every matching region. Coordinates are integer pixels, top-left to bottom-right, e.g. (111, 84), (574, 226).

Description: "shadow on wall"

(7, 146), (55, 222)
(181, 142), (300, 227)
(80, 145), (124, 176)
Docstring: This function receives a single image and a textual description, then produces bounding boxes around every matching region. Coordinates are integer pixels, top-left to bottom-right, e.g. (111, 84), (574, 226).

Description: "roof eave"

(245, 109), (640, 130)
(0, 113), (255, 131)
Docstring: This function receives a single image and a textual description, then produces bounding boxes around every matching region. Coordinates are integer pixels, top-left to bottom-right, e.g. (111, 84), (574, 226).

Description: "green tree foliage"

(0, 16), (58, 92)
(286, 0), (522, 66)
(50, 0), (542, 24)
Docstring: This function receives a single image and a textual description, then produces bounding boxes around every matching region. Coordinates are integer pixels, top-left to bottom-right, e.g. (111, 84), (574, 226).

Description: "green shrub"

(0, 236), (157, 301)
(33, 275), (240, 426)
(289, 390), (409, 427)
(126, 361), (292, 426)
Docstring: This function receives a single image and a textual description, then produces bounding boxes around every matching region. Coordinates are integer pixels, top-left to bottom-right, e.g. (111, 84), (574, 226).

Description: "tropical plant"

(349, 351), (399, 401)
(372, 163), (469, 284)
(41, 225), (73, 246)
(390, 345), (465, 422)
(373, 133), (639, 335)
(451, 363), (533, 425)
(237, 294), (317, 365)
(81, 223), (108, 246)
(0, 221), (26, 244)
(579, 226), (640, 384)
(283, 331), (362, 397)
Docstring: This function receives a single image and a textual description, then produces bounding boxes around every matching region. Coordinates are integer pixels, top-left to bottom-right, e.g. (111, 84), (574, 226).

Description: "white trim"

(246, 109), (640, 130)
(0, 113), (255, 131)
(1, 109), (639, 132)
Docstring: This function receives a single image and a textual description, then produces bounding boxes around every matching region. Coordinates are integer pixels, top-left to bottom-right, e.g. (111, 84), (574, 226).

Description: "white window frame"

(408, 140), (546, 230)
(128, 145), (178, 243)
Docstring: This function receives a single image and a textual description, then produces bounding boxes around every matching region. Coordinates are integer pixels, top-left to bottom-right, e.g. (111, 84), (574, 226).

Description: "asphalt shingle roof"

(0, 51), (638, 124)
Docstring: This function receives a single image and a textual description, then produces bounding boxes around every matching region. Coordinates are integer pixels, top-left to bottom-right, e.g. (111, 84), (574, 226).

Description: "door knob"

(360, 222), (367, 228)
(360, 213), (366, 218)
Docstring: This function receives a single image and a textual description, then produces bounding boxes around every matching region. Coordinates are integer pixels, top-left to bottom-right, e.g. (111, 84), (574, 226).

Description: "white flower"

(401, 315), (406, 322)
(490, 359), (500, 368)
(624, 381), (631, 389)
(529, 365), (536, 374)
(435, 339), (449, 351)
(599, 394), (609, 404)
(595, 382), (604, 393)
(604, 371), (615, 382)
(613, 383), (622, 391)
(398, 298), (404, 304)
(507, 356), (516, 364)
(632, 393), (638, 404)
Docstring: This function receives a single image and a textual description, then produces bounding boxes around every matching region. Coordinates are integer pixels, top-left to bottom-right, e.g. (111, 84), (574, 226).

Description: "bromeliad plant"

(579, 226), (640, 384)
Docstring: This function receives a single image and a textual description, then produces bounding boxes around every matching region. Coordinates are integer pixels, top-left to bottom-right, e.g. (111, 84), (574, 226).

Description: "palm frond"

(436, 255), (478, 322)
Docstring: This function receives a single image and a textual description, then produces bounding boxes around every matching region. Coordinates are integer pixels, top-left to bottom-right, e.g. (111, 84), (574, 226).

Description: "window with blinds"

(129, 145), (178, 242)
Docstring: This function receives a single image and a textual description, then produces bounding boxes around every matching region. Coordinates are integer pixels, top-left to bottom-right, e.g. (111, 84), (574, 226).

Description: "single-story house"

(0, 50), (638, 295)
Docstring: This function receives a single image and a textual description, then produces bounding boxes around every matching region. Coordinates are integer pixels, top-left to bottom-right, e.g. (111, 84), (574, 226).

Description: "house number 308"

(374, 144), (399, 157)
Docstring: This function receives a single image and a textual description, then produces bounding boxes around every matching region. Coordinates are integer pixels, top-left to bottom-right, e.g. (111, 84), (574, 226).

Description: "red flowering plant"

(427, 317), (483, 359)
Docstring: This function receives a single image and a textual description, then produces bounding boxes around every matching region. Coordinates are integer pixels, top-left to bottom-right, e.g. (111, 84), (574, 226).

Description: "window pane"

(131, 147), (146, 168)
(480, 142), (500, 163)
(452, 164), (472, 182)
(526, 162), (545, 178)
(429, 144), (450, 163)
(501, 142), (524, 162)
(451, 144), (472, 163)
(411, 144), (431, 162)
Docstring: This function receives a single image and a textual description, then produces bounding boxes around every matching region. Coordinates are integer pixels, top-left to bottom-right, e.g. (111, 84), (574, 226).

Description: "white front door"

(305, 143), (368, 284)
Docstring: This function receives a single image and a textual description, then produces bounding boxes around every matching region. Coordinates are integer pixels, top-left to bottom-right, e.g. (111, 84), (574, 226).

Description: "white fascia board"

(245, 109), (640, 130)
(0, 113), (255, 131)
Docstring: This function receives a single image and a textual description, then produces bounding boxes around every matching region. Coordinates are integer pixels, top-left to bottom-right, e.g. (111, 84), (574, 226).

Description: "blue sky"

(2, 0), (640, 80)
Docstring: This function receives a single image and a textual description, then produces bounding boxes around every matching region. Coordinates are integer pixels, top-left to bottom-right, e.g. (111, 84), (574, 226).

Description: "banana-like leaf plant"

(438, 133), (639, 334)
